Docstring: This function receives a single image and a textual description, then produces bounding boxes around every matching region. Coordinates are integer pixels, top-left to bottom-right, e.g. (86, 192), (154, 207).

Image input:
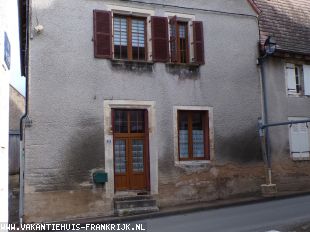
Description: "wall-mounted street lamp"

(258, 36), (277, 196)
(264, 36), (277, 56)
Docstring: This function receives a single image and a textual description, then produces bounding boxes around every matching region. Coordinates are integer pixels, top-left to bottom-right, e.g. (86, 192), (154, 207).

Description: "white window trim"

(106, 4), (155, 62)
(173, 106), (214, 167)
(103, 100), (158, 197)
(288, 117), (310, 161)
(165, 12), (196, 63)
(285, 63), (303, 97)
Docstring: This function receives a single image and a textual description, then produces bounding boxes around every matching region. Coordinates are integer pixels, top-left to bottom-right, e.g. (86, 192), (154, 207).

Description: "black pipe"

(19, 0), (29, 141)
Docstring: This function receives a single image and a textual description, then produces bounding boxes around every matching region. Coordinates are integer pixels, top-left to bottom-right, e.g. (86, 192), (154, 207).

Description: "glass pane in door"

(114, 110), (128, 133)
(114, 140), (126, 174)
(130, 110), (145, 133)
(132, 139), (144, 172)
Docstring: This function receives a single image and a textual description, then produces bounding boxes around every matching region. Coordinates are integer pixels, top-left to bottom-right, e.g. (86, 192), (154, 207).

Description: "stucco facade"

(24, 0), (265, 222)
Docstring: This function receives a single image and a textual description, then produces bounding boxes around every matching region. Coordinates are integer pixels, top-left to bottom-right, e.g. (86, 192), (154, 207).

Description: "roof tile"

(254, 0), (310, 55)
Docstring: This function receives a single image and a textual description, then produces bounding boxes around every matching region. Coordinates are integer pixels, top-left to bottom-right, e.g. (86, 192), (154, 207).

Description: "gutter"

(118, 0), (258, 19)
(258, 55), (272, 185)
(19, 0), (30, 224)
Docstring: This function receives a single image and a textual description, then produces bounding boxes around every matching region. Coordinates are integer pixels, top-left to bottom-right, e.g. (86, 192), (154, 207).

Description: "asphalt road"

(132, 195), (310, 232)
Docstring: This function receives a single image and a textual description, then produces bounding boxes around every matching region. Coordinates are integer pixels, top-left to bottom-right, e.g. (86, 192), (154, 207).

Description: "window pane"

(113, 16), (128, 59)
(192, 112), (205, 158)
(114, 110), (128, 133)
(114, 140), (126, 174)
(130, 110), (145, 133)
(114, 45), (120, 59)
(139, 47), (145, 60)
(132, 19), (145, 61)
(178, 23), (187, 63)
(179, 24), (186, 39)
(120, 45), (128, 59)
(179, 112), (189, 158)
(132, 139), (144, 172)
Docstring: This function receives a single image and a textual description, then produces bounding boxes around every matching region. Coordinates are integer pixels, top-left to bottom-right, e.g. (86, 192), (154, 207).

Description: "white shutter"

(286, 65), (297, 93)
(289, 120), (310, 159)
(303, 65), (310, 96)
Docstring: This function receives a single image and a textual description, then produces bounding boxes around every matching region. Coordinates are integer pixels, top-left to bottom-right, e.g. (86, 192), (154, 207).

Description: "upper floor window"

(93, 10), (205, 65)
(113, 15), (146, 61)
(170, 17), (189, 64)
(286, 63), (310, 96)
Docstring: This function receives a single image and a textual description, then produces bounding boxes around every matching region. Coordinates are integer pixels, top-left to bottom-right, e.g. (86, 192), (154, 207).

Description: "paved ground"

(128, 195), (310, 232)
(9, 174), (19, 224)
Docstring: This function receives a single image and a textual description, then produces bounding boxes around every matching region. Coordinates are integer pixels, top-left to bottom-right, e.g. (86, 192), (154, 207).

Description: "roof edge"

(247, 0), (261, 15)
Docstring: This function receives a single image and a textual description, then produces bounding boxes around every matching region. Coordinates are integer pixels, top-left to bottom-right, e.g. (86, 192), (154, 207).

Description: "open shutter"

(93, 10), (112, 59)
(303, 65), (310, 96)
(169, 16), (178, 63)
(286, 65), (297, 93)
(193, 21), (205, 65)
(151, 16), (169, 62)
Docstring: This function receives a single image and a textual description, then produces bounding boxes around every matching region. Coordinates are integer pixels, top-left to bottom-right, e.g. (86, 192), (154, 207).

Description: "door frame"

(112, 109), (150, 192)
(103, 100), (158, 197)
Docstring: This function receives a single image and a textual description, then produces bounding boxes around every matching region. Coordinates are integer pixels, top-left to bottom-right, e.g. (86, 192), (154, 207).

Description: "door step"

(114, 195), (159, 217)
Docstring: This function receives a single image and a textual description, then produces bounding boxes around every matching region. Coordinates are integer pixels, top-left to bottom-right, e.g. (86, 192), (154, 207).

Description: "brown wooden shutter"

(93, 10), (112, 59)
(193, 21), (205, 64)
(151, 16), (169, 62)
(169, 16), (178, 63)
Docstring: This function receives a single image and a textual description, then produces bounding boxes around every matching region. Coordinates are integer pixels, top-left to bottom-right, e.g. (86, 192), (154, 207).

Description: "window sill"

(175, 160), (211, 169)
(287, 94), (310, 98)
(110, 59), (154, 72)
(291, 155), (310, 161)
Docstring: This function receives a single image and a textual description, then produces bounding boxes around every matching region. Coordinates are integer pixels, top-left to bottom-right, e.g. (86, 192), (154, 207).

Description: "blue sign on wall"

(4, 32), (11, 70)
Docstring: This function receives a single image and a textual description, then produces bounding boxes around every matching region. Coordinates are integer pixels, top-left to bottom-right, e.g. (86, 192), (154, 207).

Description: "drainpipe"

(19, 0), (29, 224)
(258, 56), (273, 185)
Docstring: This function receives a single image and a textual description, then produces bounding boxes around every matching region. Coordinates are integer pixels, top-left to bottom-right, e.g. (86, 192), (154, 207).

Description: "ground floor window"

(178, 110), (210, 160)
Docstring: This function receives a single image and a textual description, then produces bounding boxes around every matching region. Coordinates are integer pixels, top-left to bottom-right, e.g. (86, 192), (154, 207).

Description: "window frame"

(285, 63), (304, 96)
(176, 21), (190, 64)
(177, 110), (210, 161)
(169, 18), (190, 64)
(113, 14), (148, 61)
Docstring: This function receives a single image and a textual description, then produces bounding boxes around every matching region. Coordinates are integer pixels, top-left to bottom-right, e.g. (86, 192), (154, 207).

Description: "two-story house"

(21, 0), (265, 223)
(254, 0), (310, 192)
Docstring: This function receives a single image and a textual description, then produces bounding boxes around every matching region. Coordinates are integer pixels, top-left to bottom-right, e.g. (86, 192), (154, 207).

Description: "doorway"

(113, 109), (149, 191)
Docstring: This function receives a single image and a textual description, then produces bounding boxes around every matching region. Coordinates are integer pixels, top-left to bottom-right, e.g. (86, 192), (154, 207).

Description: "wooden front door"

(113, 109), (149, 191)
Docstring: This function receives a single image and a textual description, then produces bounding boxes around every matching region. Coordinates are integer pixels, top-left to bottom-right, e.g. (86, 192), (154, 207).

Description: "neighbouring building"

(22, 0), (267, 223)
(9, 85), (25, 132)
(254, 0), (310, 191)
